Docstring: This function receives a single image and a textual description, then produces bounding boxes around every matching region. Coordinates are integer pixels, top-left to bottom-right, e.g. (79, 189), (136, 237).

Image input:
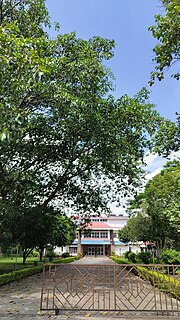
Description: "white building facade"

(67, 215), (144, 256)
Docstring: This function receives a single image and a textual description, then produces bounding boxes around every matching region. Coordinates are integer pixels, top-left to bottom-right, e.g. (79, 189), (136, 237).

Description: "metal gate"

(40, 264), (180, 315)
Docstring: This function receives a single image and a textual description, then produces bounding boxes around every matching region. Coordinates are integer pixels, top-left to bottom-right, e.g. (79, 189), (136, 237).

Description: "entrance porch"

(77, 239), (112, 256)
(82, 244), (111, 256)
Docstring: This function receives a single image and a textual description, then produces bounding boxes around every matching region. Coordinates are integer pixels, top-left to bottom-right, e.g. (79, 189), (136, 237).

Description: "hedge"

(111, 256), (130, 264)
(0, 266), (43, 286)
(52, 256), (78, 264)
(136, 266), (180, 300)
(111, 256), (180, 300)
(0, 255), (81, 286)
(52, 254), (82, 264)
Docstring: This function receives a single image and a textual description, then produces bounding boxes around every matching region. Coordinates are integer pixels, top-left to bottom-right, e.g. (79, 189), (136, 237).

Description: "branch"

(19, 93), (37, 110)
(0, 0), (3, 24)
(3, 1), (21, 22)
(40, 142), (94, 210)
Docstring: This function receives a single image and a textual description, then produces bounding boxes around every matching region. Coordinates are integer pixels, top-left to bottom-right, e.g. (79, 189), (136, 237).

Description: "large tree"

(0, 1), (179, 256)
(149, 0), (180, 84)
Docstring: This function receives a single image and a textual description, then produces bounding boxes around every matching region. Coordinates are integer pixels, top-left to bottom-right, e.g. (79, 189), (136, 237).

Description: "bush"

(137, 251), (152, 264)
(46, 250), (56, 262)
(111, 256), (130, 264)
(0, 266), (42, 286)
(52, 257), (75, 264)
(61, 252), (70, 258)
(111, 256), (180, 300)
(161, 249), (180, 265)
(137, 266), (180, 300)
(124, 251), (137, 263)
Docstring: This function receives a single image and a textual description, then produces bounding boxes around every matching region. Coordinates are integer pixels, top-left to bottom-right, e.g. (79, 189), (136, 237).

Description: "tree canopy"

(149, 0), (180, 84)
(0, 0), (180, 259)
(126, 160), (180, 251)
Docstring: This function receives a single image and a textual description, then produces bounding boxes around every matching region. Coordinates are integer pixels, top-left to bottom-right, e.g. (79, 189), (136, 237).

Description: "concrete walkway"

(71, 256), (117, 264)
(0, 257), (179, 320)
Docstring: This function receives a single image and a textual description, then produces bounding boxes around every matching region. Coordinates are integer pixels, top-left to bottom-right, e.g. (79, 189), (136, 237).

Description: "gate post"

(110, 230), (115, 254)
(77, 229), (83, 254)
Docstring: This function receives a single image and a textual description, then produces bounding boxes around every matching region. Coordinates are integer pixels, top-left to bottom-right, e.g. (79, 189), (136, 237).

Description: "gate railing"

(40, 264), (180, 315)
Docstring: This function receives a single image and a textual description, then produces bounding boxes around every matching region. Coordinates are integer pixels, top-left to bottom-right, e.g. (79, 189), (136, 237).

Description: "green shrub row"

(52, 255), (81, 264)
(111, 256), (130, 264)
(137, 266), (180, 300)
(0, 266), (42, 286)
(0, 255), (81, 286)
(111, 256), (180, 300)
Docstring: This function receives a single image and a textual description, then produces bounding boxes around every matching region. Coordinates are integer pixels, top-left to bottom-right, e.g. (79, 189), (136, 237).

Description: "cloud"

(109, 150), (180, 215)
(146, 167), (163, 181)
(144, 152), (158, 167)
(168, 150), (180, 160)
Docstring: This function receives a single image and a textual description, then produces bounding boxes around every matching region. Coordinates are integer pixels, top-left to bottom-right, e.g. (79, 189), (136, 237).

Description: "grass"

(0, 256), (46, 275)
(0, 255), (81, 285)
(0, 254), (81, 275)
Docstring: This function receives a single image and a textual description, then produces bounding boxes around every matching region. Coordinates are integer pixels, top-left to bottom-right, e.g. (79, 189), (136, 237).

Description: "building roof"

(114, 241), (128, 245)
(71, 239), (111, 245)
(86, 222), (113, 230)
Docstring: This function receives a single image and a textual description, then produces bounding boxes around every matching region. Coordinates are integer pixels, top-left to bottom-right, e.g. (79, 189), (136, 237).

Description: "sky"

(45, 0), (180, 214)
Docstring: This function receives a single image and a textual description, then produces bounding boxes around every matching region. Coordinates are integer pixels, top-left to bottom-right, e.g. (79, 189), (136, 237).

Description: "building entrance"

(88, 246), (104, 256)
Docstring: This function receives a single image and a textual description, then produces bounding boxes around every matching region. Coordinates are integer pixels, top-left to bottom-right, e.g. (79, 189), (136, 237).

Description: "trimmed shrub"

(46, 250), (56, 262)
(124, 251), (137, 263)
(52, 255), (81, 264)
(0, 266), (42, 286)
(61, 252), (70, 258)
(137, 266), (180, 300)
(52, 257), (75, 264)
(111, 256), (130, 264)
(161, 249), (180, 265)
(111, 255), (180, 300)
(137, 252), (152, 264)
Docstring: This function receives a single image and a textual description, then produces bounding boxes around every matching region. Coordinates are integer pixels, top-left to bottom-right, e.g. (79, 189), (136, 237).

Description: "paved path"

(0, 257), (179, 320)
(71, 256), (117, 264)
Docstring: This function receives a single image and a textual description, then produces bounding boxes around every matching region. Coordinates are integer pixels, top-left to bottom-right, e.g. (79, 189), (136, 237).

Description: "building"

(67, 215), (144, 256)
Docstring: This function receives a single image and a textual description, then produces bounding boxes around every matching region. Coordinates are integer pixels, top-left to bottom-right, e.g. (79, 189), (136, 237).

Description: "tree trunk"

(23, 250), (27, 264)
(40, 248), (44, 262)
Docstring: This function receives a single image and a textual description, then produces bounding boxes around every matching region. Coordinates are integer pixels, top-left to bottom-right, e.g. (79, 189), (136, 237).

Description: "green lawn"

(0, 256), (45, 275)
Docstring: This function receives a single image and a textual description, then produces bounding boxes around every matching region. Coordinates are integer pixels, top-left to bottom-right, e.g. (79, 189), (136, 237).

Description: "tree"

(149, 0), (180, 84)
(0, 0), (50, 36)
(35, 210), (76, 262)
(127, 160), (180, 252)
(118, 213), (151, 244)
(127, 213), (152, 243)
(118, 226), (130, 244)
(0, 0), (51, 140)
(152, 113), (180, 157)
(0, 1), (179, 257)
(0, 205), (76, 263)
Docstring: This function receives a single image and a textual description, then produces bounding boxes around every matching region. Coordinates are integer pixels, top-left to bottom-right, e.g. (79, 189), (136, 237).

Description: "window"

(90, 231), (108, 238)
(70, 247), (77, 254)
(91, 232), (100, 238)
(113, 233), (117, 238)
(100, 232), (108, 238)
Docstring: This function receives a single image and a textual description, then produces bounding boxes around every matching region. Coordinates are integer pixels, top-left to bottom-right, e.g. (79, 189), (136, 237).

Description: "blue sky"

(46, 0), (179, 213)
(46, 0), (179, 121)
